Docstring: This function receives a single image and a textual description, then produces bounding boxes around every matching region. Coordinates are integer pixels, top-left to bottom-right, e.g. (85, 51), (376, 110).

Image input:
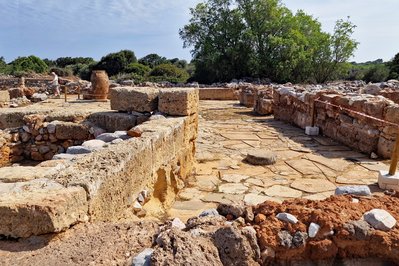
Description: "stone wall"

(0, 87), (199, 238)
(0, 78), (53, 90)
(199, 87), (239, 100)
(273, 87), (399, 158)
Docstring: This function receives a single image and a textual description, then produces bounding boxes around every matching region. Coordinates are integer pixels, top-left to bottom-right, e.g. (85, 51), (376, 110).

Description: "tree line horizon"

(1, 0), (398, 84)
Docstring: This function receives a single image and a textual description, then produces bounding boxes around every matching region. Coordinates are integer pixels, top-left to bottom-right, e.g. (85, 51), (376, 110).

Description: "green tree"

(10, 55), (48, 74)
(55, 57), (95, 68)
(180, 0), (358, 83)
(387, 52), (399, 79)
(363, 64), (390, 83)
(313, 18), (358, 83)
(139, 54), (168, 68)
(0, 57), (6, 73)
(125, 62), (151, 76)
(149, 63), (190, 83)
(94, 50), (137, 76)
(180, 0), (252, 83)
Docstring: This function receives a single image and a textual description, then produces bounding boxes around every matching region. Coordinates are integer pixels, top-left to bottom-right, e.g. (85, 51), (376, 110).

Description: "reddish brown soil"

(253, 195), (399, 262)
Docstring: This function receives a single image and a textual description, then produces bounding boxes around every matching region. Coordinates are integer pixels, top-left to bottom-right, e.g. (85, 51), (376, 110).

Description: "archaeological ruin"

(0, 75), (399, 265)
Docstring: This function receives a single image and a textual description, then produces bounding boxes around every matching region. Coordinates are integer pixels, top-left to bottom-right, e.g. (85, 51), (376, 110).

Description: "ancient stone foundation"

(272, 87), (399, 158)
(0, 87), (199, 238)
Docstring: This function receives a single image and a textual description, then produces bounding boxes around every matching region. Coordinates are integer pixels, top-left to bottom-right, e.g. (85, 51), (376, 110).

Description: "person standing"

(51, 72), (60, 98)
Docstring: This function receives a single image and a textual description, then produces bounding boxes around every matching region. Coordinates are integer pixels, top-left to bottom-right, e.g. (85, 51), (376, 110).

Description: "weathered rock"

(363, 209), (396, 231)
(276, 213), (298, 224)
(245, 150), (277, 165)
(96, 133), (120, 142)
(110, 87), (159, 112)
(151, 228), (222, 266)
(8, 88), (24, 99)
(308, 222), (320, 238)
(335, 185), (372, 196)
(171, 218), (186, 230)
(278, 231), (293, 248)
(0, 179), (88, 237)
(31, 93), (48, 102)
(199, 209), (219, 217)
(344, 220), (373, 240)
(213, 226), (260, 266)
(217, 202), (246, 218)
(66, 146), (92, 155)
(132, 248), (153, 266)
(292, 231), (308, 247)
(158, 88), (199, 116)
(128, 127), (143, 137)
(82, 139), (106, 151)
(55, 122), (90, 140)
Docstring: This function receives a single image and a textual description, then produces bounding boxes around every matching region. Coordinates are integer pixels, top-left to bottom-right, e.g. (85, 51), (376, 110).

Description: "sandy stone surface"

(170, 101), (390, 219)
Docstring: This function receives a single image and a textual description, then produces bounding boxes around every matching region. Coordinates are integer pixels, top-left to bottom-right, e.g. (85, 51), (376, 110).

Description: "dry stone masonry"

(0, 87), (199, 238)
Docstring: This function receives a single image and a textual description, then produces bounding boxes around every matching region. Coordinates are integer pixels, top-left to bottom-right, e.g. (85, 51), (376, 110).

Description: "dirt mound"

(252, 195), (399, 263)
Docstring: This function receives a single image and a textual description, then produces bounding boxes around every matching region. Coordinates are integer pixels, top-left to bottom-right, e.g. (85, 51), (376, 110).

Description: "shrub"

(149, 63), (189, 83)
(125, 63), (151, 76)
(49, 67), (73, 77)
(10, 55), (48, 74)
(363, 64), (390, 83)
(94, 50), (137, 76)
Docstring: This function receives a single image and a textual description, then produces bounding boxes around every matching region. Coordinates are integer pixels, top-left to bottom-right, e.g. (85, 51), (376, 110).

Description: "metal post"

(389, 128), (399, 176)
(77, 86), (81, 100)
(64, 86), (67, 102)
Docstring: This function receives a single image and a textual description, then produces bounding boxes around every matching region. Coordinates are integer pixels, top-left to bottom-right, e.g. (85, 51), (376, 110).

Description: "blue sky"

(0, 0), (398, 63)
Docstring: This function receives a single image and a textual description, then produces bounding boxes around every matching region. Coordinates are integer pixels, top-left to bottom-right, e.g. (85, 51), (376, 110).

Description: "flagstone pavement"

(168, 101), (391, 220)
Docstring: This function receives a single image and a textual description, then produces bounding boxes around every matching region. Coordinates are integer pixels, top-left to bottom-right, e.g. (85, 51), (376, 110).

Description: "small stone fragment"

(132, 248), (153, 266)
(363, 209), (396, 231)
(133, 201), (142, 212)
(308, 222), (320, 238)
(128, 127), (143, 137)
(171, 218), (186, 230)
(278, 231), (292, 248)
(276, 213), (298, 224)
(66, 146), (92, 155)
(292, 231), (308, 247)
(335, 185), (371, 196)
(199, 209), (219, 217)
(246, 150), (277, 165)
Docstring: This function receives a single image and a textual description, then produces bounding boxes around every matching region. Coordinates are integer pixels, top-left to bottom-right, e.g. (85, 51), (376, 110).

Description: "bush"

(363, 64), (390, 83)
(149, 63), (189, 83)
(125, 63), (151, 76)
(10, 55), (48, 74)
(49, 67), (73, 77)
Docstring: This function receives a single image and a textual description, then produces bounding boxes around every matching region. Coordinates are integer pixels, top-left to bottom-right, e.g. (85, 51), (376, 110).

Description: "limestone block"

(158, 88), (199, 116)
(335, 185), (371, 196)
(0, 179), (88, 237)
(199, 88), (238, 100)
(88, 111), (138, 132)
(377, 137), (394, 159)
(0, 91), (10, 102)
(55, 122), (90, 140)
(110, 87), (159, 112)
(385, 105), (399, 124)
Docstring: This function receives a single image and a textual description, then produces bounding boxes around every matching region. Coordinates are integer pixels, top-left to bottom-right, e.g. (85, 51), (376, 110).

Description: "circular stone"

(246, 150), (277, 165)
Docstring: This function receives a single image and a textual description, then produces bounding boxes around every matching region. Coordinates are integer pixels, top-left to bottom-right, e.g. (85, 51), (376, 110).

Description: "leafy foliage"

(180, 0), (358, 83)
(363, 64), (390, 83)
(149, 63), (190, 83)
(10, 55), (48, 74)
(139, 54), (169, 68)
(94, 50), (137, 76)
(387, 52), (399, 79)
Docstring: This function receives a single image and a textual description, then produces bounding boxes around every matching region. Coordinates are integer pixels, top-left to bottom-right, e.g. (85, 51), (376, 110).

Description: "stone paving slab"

(172, 101), (389, 219)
